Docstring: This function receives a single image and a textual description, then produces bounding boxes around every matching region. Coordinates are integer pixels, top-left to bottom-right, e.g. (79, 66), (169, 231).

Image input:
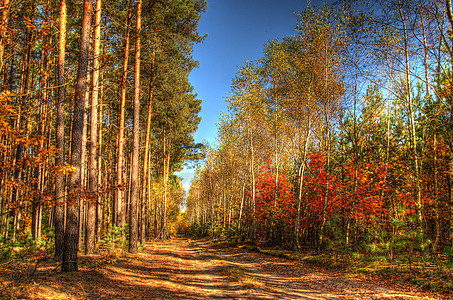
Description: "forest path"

(1, 237), (441, 299)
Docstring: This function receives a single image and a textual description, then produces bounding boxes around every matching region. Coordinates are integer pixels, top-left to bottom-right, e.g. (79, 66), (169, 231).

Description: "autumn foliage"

(246, 160), (296, 244)
(186, 0), (453, 258)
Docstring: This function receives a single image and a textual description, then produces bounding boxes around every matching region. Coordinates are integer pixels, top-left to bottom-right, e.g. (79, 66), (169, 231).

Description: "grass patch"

(226, 241), (452, 297)
(295, 250), (452, 295)
(221, 264), (265, 288)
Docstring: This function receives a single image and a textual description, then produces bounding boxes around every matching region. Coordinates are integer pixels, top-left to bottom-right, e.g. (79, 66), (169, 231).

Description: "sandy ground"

(0, 237), (444, 299)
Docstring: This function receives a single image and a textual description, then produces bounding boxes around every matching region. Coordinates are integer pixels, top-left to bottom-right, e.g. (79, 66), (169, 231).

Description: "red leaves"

(307, 152), (326, 172)
(246, 160), (296, 238)
(244, 151), (432, 236)
(302, 153), (341, 222)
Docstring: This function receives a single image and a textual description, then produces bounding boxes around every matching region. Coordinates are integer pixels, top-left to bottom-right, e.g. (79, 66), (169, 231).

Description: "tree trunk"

(319, 147), (330, 252)
(96, 70), (104, 243)
(129, 0), (142, 254)
(248, 127), (256, 242)
(32, 6), (50, 241)
(271, 150), (278, 242)
(54, 0), (67, 261)
(86, 0), (102, 255)
(62, 0), (92, 272)
(141, 47), (155, 245)
(294, 127), (310, 251)
(445, 0), (453, 258)
(238, 181), (245, 233)
(398, 4), (423, 234)
(10, 0), (35, 242)
(78, 64), (91, 249)
(160, 133), (170, 240)
(116, 1), (132, 228)
(318, 44), (331, 253)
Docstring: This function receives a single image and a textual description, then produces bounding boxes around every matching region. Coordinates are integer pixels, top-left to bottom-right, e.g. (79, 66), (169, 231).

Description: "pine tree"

(62, 0), (92, 272)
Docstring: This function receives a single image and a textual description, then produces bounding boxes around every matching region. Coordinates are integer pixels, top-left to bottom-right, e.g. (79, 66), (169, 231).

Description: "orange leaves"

(307, 152), (326, 172)
(246, 159), (296, 238)
(301, 153), (342, 221)
(23, 16), (35, 30)
(50, 164), (76, 177)
(0, 92), (64, 211)
(22, 143), (58, 168)
(405, 208), (416, 216)
(341, 161), (389, 221)
(0, 91), (15, 132)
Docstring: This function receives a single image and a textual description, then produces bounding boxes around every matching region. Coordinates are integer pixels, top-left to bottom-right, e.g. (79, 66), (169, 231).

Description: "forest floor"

(0, 236), (447, 299)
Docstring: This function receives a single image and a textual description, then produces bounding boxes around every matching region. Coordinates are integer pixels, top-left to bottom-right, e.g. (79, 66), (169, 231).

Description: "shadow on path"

(2, 237), (439, 299)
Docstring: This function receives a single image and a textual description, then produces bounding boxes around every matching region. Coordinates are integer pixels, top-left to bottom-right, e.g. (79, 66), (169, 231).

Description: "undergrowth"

(232, 242), (452, 297)
(0, 229), (54, 262)
(220, 264), (265, 288)
(0, 225), (134, 272)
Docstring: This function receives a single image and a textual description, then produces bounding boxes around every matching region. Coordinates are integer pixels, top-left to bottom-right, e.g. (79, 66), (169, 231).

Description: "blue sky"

(178, 0), (328, 191)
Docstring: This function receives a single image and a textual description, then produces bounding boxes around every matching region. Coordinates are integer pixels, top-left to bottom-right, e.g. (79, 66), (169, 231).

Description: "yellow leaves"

(0, 92), (67, 209)
(50, 164), (75, 177)
(21, 142), (58, 168)
(0, 91), (15, 133)
(4, 178), (26, 192)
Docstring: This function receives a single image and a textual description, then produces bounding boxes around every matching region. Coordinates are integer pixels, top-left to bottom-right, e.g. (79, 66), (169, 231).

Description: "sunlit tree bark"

(129, 0), (142, 253)
(86, 0), (102, 255)
(62, 0), (92, 272)
(116, 0), (132, 229)
(54, 0), (67, 261)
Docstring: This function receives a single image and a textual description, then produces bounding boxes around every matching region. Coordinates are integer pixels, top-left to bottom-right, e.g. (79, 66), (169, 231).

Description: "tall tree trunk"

(398, 4), (423, 234)
(420, 8), (439, 250)
(318, 44), (331, 253)
(160, 133), (170, 239)
(32, 0), (51, 241)
(345, 51), (360, 247)
(141, 47), (155, 245)
(62, 0), (92, 272)
(248, 127), (256, 242)
(86, 0), (102, 255)
(129, 0), (141, 254)
(78, 67), (90, 249)
(319, 134), (330, 253)
(294, 125), (310, 251)
(96, 70), (104, 243)
(116, 1), (132, 229)
(446, 0), (453, 258)
(238, 181), (245, 233)
(55, 0), (67, 261)
(10, 0), (35, 242)
(272, 148), (278, 242)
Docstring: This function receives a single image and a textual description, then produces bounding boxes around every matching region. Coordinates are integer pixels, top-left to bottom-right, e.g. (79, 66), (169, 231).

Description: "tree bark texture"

(115, 1), (132, 228)
(446, 0), (453, 254)
(129, 0), (141, 254)
(62, 0), (92, 272)
(141, 47), (155, 245)
(54, 0), (66, 260)
(86, 0), (102, 255)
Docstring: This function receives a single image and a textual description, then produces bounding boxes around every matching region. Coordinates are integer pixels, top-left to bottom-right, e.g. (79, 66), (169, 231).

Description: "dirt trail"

(0, 237), (442, 299)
